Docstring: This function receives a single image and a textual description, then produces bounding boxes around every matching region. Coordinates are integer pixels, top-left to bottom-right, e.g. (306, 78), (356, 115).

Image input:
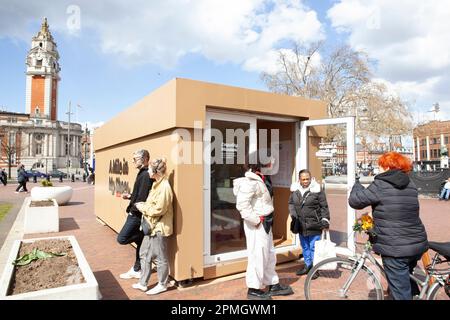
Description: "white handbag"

(313, 230), (337, 270)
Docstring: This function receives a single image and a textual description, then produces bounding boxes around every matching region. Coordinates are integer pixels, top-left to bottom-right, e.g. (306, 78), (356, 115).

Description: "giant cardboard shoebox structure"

(94, 78), (327, 282)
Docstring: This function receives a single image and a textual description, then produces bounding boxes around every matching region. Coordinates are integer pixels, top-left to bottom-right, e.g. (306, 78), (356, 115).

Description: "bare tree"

(0, 130), (28, 178)
(261, 42), (412, 144)
(355, 82), (412, 150)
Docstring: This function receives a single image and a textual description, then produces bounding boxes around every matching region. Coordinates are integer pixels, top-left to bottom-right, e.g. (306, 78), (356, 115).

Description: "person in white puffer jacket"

(233, 171), (274, 225)
(233, 161), (293, 300)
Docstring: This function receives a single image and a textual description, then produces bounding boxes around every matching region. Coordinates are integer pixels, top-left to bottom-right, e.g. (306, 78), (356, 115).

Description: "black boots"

(247, 288), (272, 300)
(267, 283), (294, 296)
(296, 265), (311, 276)
(296, 265), (320, 279)
(247, 283), (294, 300)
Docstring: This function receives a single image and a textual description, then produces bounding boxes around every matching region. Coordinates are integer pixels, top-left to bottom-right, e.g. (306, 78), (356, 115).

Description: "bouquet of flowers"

(353, 213), (377, 249)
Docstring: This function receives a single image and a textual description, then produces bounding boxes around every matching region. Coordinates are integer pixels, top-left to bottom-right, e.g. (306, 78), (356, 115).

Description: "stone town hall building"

(0, 18), (83, 176)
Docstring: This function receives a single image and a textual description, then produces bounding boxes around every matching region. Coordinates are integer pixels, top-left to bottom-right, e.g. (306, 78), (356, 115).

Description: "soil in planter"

(8, 239), (85, 295)
(30, 200), (54, 207)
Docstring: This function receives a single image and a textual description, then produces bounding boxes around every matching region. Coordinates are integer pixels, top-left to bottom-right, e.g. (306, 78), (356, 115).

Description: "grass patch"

(0, 203), (13, 223)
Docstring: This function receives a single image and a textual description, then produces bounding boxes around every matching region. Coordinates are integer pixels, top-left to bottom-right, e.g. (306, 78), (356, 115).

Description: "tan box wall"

(175, 78), (326, 129)
(95, 129), (204, 281)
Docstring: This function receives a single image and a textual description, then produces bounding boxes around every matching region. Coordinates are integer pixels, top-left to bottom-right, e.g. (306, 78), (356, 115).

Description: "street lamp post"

(65, 101), (73, 178)
(84, 123), (88, 176)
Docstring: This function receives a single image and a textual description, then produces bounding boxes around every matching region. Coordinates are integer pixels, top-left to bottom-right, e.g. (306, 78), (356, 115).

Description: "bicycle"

(304, 239), (450, 300)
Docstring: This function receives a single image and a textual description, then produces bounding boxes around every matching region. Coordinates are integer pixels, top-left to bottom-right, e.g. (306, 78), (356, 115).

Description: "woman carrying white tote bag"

(313, 230), (337, 270)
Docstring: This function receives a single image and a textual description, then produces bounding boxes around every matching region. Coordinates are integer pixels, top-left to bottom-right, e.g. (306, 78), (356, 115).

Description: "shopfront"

(94, 78), (355, 282)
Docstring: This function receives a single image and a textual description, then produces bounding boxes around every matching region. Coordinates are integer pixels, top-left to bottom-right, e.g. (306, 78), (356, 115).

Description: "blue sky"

(1, 0), (449, 129)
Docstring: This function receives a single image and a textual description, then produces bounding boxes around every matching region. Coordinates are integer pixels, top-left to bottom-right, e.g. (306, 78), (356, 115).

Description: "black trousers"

(117, 213), (144, 272)
(16, 181), (27, 192)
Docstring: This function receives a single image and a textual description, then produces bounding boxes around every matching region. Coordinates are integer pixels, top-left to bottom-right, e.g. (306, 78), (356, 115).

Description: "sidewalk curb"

(0, 197), (27, 279)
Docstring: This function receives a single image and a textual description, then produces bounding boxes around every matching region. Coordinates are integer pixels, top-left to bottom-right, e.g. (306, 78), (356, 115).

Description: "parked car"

(24, 170), (46, 178)
(47, 169), (68, 178)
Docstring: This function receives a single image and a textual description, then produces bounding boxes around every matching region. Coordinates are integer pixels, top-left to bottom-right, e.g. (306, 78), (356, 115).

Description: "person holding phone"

(133, 158), (173, 295)
(117, 149), (153, 279)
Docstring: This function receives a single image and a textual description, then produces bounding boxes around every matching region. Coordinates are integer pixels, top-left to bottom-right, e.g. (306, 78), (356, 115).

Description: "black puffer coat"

(349, 169), (428, 257)
(288, 188), (330, 237)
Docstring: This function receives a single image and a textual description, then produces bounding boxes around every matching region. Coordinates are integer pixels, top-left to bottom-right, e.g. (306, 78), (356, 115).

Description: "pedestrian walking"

(233, 155), (294, 300)
(438, 177), (450, 201)
(117, 149), (153, 280)
(349, 152), (428, 300)
(15, 164), (28, 193)
(133, 158), (173, 295)
(0, 168), (7, 186)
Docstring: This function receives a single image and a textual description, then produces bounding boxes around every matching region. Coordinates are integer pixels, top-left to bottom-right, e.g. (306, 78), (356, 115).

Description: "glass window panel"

(210, 119), (249, 255)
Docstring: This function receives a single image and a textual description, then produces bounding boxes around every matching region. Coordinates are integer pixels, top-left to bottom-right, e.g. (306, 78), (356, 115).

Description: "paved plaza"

(0, 180), (448, 300)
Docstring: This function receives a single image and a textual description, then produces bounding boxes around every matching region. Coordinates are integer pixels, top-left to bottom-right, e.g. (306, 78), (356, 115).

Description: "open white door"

(297, 117), (356, 256)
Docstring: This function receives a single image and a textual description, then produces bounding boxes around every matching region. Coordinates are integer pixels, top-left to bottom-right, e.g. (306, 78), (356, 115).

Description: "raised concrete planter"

(30, 186), (73, 205)
(0, 236), (101, 300)
(24, 198), (59, 234)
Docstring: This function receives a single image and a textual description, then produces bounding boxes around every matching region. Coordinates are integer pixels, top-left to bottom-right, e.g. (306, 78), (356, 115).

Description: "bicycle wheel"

(304, 257), (384, 300)
(427, 280), (450, 300)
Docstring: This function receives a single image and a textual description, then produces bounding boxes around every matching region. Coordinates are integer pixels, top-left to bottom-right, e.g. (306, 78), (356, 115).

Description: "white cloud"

(328, 0), (450, 119)
(0, 0), (323, 70)
(328, 0), (450, 81)
(372, 77), (450, 124)
(243, 50), (283, 74)
(243, 47), (322, 74)
(86, 121), (104, 132)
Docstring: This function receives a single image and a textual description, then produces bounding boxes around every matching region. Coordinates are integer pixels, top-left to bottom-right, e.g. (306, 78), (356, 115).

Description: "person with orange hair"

(348, 152), (428, 300)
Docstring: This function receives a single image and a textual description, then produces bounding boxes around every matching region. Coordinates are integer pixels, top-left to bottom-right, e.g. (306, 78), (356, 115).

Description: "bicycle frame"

(341, 250), (384, 298)
(346, 247), (446, 300)
(424, 253), (450, 299)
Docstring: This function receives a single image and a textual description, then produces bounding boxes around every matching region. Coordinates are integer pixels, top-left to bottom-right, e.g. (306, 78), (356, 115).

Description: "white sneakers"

(119, 267), (141, 279)
(146, 283), (167, 295)
(132, 283), (148, 292)
(122, 267), (167, 296)
(131, 282), (167, 295)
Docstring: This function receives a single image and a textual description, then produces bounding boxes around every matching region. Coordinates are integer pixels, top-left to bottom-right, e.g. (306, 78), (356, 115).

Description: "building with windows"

(0, 18), (82, 177)
(412, 120), (450, 169)
(80, 125), (96, 173)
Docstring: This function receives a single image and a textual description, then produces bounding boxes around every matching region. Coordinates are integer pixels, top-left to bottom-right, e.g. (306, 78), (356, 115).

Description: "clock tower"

(25, 18), (60, 121)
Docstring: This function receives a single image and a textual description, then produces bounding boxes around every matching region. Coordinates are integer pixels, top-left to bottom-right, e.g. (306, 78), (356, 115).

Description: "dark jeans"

(16, 181), (27, 192)
(117, 213), (144, 272)
(382, 254), (422, 300)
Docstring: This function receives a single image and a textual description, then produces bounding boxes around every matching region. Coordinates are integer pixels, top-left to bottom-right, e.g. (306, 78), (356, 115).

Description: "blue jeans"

(117, 213), (144, 272)
(299, 234), (321, 268)
(440, 188), (450, 200)
(382, 255), (422, 300)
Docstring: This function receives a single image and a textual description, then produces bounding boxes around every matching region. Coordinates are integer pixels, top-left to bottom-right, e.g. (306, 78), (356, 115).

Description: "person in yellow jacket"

(132, 157), (173, 295)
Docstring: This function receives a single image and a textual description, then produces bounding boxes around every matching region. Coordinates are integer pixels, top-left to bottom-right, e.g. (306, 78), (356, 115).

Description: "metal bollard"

(71, 174), (75, 182)
(59, 174), (63, 183)
(46, 175), (50, 182)
(33, 175), (37, 183)
(82, 174), (86, 182)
